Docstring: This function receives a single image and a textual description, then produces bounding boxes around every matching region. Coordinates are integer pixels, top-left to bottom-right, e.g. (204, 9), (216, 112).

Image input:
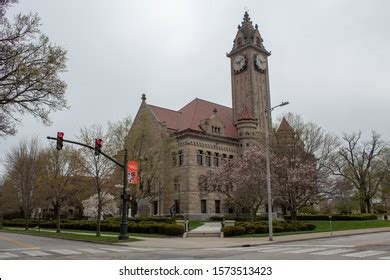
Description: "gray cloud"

(1, 0), (389, 174)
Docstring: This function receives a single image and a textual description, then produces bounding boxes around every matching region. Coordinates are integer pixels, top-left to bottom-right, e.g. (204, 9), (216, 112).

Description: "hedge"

(209, 216), (224, 221)
(3, 219), (184, 236)
(223, 215), (268, 222)
(284, 214), (378, 221)
(224, 226), (245, 237)
(224, 221), (316, 236)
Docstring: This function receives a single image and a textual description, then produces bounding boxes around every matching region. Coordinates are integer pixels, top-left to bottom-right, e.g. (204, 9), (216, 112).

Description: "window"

(215, 200), (221, 214)
(174, 176), (181, 191)
(172, 152), (177, 166)
(201, 200), (207, 214)
(205, 151), (211, 167)
(175, 200), (180, 214)
(213, 153), (219, 167)
(197, 150), (203, 165)
(178, 150), (183, 166)
(222, 154), (227, 158)
(229, 155), (234, 160)
(153, 201), (158, 215)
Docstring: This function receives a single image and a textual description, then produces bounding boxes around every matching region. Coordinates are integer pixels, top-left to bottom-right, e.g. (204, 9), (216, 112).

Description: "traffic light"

(56, 131), (64, 150)
(95, 138), (102, 155)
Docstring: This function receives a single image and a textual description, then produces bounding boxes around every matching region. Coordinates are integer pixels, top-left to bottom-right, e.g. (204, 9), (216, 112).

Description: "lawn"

(306, 220), (390, 232)
(188, 221), (204, 230)
(1, 227), (130, 243)
(3, 227), (183, 242)
(233, 219), (390, 238)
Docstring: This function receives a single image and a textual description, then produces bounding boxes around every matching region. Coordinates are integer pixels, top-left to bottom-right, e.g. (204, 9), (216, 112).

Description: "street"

(1, 231), (390, 260)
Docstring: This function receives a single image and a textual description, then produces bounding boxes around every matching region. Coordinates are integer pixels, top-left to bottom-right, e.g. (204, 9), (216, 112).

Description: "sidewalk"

(122, 227), (390, 249)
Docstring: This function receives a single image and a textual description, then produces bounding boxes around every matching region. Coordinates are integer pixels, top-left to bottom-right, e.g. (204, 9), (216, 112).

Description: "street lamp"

(265, 101), (289, 241)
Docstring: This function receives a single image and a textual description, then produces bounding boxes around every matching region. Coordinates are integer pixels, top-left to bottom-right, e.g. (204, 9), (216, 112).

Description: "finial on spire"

(243, 10), (250, 22)
(141, 94), (146, 101)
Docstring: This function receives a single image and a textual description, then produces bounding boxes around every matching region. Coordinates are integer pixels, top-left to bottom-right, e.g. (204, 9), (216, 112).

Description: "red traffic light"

(95, 138), (102, 155)
(56, 131), (64, 150)
(95, 138), (102, 146)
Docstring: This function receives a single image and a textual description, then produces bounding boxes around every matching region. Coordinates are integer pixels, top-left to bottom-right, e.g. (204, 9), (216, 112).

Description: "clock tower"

(227, 12), (271, 147)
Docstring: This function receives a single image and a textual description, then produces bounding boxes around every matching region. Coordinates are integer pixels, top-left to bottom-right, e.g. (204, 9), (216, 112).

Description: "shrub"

(209, 216), (224, 221)
(174, 215), (185, 220)
(223, 226), (245, 237)
(232, 220), (316, 236)
(224, 215), (268, 222)
(3, 218), (184, 236)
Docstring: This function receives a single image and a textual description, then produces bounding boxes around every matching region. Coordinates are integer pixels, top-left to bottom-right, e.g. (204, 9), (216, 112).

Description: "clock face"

(255, 55), (267, 71)
(233, 55), (246, 72)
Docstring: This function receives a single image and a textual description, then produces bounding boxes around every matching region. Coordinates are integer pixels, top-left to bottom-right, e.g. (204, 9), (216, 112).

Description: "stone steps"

(185, 222), (223, 238)
(185, 232), (222, 238)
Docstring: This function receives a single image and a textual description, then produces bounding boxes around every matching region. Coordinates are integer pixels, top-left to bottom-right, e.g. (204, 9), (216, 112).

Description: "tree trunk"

(55, 204), (61, 233)
(359, 200), (367, 214)
(290, 209), (297, 221)
(24, 206), (29, 230)
(251, 206), (258, 222)
(366, 200), (372, 214)
(96, 204), (102, 237)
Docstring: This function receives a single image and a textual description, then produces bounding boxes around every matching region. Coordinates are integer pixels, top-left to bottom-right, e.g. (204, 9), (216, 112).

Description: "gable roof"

(147, 98), (237, 138)
(276, 117), (294, 133)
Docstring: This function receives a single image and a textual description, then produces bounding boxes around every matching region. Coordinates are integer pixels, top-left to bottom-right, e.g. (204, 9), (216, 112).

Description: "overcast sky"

(1, 0), (389, 175)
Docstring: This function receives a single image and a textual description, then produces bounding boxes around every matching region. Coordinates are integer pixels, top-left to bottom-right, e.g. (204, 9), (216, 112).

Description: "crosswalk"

(1, 245), (390, 259)
(202, 245), (390, 259)
(0, 246), (167, 259)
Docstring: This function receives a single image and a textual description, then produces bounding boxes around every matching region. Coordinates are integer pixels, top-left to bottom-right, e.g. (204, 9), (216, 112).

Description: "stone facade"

(131, 12), (278, 219)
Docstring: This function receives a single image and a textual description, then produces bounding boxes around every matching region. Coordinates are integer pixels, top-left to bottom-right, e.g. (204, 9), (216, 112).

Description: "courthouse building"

(131, 12), (290, 219)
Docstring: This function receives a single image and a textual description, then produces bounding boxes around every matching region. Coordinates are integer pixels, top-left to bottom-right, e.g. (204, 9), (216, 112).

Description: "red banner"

(127, 161), (139, 185)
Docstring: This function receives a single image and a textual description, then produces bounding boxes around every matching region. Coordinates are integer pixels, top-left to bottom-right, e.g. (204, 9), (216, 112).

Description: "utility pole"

(265, 101), (289, 241)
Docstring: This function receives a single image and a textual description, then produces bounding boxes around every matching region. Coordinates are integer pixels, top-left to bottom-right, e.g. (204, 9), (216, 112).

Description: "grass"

(233, 219), (390, 238)
(1, 227), (130, 243)
(306, 220), (390, 232)
(1, 226), (178, 239)
(188, 221), (204, 230)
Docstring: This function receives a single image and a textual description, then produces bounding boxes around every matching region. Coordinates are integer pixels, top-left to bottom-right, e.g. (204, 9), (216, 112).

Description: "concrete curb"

(229, 227), (390, 248)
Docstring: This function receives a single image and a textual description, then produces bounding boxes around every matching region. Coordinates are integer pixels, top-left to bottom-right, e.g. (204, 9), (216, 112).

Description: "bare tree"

(273, 145), (318, 220)
(327, 131), (388, 213)
(0, 0), (67, 136)
(278, 113), (340, 198)
(5, 137), (42, 229)
(38, 146), (83, 232)
(78, 124), (119, 237)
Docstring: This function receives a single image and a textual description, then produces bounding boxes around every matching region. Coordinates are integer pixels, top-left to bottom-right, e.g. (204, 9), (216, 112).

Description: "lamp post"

(265, 101), (289, 241)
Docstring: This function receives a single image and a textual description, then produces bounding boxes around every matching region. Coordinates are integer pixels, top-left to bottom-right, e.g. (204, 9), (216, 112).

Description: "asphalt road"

(1, 231), (390, 260)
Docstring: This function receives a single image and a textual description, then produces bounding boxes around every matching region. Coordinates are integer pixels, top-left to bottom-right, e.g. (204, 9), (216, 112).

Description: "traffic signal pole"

(47, 136), (129, 240)
(119, 149), (129, 240)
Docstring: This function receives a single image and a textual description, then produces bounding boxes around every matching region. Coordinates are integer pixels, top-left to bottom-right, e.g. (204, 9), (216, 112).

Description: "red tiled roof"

(277, 117), (294, 132)
(147, 98), (237, 138)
